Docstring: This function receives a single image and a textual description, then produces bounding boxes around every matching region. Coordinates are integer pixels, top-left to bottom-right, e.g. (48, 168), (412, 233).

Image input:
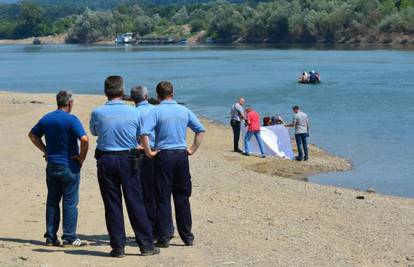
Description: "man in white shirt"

(286, 105), (310, 161)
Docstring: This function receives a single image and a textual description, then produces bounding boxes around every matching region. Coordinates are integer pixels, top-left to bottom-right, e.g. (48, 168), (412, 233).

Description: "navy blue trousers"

(155, 150), (193, 244)
(140, 155), (157, 235)
(97, 154), (154, 251)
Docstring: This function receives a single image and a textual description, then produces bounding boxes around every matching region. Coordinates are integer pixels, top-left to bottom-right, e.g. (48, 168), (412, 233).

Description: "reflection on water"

(1, 44), (414, 198)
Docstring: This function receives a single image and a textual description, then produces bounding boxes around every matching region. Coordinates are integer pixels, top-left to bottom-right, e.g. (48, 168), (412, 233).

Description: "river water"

(1, 44), (413, 197)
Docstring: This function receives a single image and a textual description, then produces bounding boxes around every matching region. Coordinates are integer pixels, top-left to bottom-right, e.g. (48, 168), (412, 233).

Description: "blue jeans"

(295, 133), (309, 160)
(45, 163), (80, 243)
(244, 131), (266, 155)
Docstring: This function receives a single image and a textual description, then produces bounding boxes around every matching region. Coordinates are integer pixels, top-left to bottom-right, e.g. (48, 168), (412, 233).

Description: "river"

(1, 44), (413, 197)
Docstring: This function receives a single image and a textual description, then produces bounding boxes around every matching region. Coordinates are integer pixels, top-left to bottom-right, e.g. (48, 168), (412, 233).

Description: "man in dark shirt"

(29, 90), (89, 247)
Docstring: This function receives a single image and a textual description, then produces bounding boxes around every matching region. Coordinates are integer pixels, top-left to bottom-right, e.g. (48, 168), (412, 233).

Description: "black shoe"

(304, 157), (309, 161)
(295, 156), (303, 161)
(260, 155), (266, 158)
(234, 149), (243, 153)
(45, 239), (61, 247)
(141, 247), (160, 256)
(110, 248), (125, 258)
(155, 240), (169, 248)
(243, 152), (250, 156)
(184, 240), (193, 246)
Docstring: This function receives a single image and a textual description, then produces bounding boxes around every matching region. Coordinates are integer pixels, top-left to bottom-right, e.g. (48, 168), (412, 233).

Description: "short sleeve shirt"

(247, 111), (261, 131)
(90, 100), (142, 151)
(293, 111), (309, 134)
(136, 100), (156, 148)
(230, 102), (244, 122)
(141, 100), (205, 150)
(31, 110), (86, 173)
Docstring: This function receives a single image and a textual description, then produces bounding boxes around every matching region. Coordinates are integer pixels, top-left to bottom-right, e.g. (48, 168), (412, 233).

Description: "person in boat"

(316, 72), (321, 82)
(298, 71), (309, 83)
(309, 70), (318, 83)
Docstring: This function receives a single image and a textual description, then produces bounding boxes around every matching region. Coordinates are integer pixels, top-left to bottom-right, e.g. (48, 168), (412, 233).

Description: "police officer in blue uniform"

(90, 76), (160, 257)
(141, 81), (205, 248)
(130, 85), (157, 234)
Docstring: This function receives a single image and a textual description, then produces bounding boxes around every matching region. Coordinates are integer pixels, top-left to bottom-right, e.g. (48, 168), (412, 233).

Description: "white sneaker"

(62, 238), (87, 247)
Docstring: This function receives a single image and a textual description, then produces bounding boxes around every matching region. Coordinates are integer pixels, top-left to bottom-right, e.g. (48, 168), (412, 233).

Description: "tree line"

(1, 0), (414, 43)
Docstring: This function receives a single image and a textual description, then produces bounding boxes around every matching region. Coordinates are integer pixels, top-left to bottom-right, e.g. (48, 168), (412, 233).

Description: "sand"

(0, 91), (413, 267)
(0, 35), (67, 45)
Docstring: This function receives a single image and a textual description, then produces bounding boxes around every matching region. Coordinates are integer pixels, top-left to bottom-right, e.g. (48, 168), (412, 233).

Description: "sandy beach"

(0, 91), (413, 266)
(0, 35), (67, 45)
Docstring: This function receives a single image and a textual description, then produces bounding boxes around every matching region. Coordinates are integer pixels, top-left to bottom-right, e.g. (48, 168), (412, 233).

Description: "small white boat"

(115, 33), (135, 44)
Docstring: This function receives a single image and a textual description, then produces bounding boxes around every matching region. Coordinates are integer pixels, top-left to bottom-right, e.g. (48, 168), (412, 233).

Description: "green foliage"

(66, 9), (114, 43)
(190, 19), (207, 33)
(0, 0), (414, 43)
(208, 5), (246, 42)
(134, 15), (155, 35)
(379, 7), (414, 33)
(171, 6), (189, 24)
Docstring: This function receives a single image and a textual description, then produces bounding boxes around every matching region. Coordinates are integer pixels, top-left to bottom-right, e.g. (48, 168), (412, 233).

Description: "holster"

(129, 148), (143, 170)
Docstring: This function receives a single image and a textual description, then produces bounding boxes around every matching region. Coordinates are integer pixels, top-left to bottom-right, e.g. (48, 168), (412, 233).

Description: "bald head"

(238, 97), (245, 105)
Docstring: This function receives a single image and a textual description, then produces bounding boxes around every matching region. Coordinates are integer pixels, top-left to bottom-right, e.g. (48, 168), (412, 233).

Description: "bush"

(379, 7), (414, 33)
(66, 9), (114, 43)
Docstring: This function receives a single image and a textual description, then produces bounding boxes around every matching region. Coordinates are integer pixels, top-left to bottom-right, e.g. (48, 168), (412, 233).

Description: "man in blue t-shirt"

(29, 90), (89, 247)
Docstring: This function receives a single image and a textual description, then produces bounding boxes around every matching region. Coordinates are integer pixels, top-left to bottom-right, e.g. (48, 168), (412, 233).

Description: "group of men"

(28, 76), (205, 257)
(298, 70), (321, 84)
(230, 98), (310, 161)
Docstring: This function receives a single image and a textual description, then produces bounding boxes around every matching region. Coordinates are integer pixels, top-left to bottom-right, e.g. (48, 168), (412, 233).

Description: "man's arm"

(89, 111), (98, 136)
(285, 121), (294, 127)
(285, 116), (296, 128)
(28, 132), (47, 160)
(141, 135), (158, 158)
(140, 110), (159, 158)
(187, 132), (205, 156)
(236, 104), (245, 120)
(187, 110), (206, 155)
(71, 135), (89, 167)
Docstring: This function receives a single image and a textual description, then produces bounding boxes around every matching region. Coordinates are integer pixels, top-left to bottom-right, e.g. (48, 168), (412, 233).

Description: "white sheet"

(242, 125), (294, 159)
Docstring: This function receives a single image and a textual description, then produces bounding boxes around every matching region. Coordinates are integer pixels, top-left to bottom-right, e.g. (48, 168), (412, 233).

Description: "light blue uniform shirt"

(141, 100), (205, 150)
(136, 100), (156, 148)
(90, 99), (141, 151)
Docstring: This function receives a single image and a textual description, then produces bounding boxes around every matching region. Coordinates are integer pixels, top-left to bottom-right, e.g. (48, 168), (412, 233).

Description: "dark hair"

(56, 90), (73, 108)
(156, 81), (174, 100)
(104, 76), (124, 99)
(130, 85), (148, 103)
(148, 97), (160, 105)
(292, 105), (300, 111)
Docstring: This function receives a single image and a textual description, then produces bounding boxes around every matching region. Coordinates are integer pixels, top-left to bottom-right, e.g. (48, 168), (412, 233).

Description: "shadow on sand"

(0, 235), (143, 257)
(0, 237), (44, 246)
